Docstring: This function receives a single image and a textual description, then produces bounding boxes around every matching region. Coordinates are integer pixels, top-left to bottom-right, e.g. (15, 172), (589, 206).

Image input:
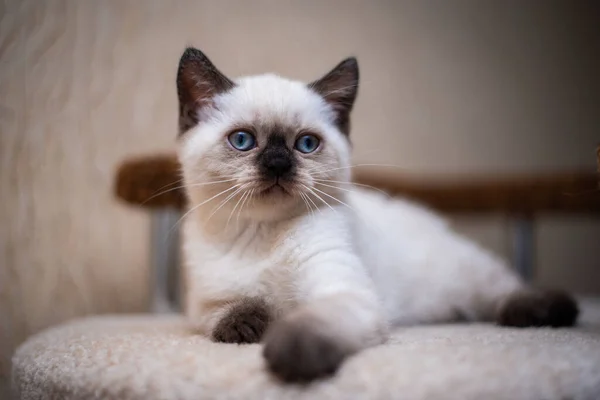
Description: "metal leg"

(150, 209), (181, 313)
(513, 217), (535, 282)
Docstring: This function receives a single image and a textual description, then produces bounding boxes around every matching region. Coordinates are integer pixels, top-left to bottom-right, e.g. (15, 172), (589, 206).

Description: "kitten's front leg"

(212, 298), (272, 344)
(188, 296), (273, 344)
(262, 257), (387, 382)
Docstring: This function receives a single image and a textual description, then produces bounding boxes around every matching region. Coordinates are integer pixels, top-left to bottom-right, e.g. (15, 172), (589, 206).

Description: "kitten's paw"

(212, 298), (271, 344)
(262, 317), (351, 383)
(496, 289), (579, 328)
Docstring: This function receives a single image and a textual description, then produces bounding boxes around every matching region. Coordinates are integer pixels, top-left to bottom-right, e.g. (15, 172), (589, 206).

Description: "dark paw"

(262, 317), (351, 383)
(212, 298), (271, 344)
(497, 289), (579, 328)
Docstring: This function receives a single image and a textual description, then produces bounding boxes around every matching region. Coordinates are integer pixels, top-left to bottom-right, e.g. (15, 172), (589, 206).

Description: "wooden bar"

(115, 154), (600, 215)
(352, 168), (600, 215)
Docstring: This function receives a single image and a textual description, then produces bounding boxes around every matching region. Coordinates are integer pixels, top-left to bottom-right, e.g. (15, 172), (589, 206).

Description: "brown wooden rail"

(114, 153), (600, 215)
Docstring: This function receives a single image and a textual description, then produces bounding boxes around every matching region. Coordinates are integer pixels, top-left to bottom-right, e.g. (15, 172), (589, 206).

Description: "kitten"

(176, 47), (579, 383)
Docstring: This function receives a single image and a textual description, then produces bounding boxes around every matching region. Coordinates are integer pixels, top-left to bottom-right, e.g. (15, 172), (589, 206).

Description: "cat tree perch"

(11, 151), (600, 400)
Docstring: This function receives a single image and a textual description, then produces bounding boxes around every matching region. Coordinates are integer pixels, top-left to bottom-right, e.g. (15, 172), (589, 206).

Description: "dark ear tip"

(180, 47), (206, 63)
(340, 57), (358, 69)
(340, 57), (359, 78)
(182, 46), (198, 56)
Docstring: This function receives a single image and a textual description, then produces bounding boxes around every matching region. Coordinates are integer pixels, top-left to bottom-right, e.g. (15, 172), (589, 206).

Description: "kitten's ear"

(176, 47), (235, 135)
(308, 57), (359, 135)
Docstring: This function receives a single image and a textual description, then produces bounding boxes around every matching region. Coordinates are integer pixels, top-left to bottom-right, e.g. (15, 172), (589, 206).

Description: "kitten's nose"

(257, 134), (296, 180)
(264, 156), (293, 179)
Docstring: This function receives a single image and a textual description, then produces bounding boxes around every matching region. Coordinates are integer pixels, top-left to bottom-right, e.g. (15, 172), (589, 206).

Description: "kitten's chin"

(242, 184), (304, 221)
(250, 192), (299, 220)
(249, 204), (297, 221)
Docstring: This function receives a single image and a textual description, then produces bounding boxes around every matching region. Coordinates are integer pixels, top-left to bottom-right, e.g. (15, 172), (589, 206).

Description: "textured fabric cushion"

(12, 299), (600, 400)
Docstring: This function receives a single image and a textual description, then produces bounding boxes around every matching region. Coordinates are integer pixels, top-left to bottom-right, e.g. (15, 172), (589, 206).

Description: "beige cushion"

(12, 299), (600, 400)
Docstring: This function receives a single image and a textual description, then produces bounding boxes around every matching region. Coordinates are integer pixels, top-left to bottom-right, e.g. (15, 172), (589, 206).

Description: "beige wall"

(1, 0), (598, 394)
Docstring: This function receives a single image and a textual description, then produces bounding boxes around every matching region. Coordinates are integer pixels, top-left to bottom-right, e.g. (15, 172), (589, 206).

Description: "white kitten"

(176, 48), (578, 382)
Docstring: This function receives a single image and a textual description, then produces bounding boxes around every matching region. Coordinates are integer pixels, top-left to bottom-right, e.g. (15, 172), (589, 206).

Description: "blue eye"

(228, 131), (256, 151)
(294, 134), (320, 154)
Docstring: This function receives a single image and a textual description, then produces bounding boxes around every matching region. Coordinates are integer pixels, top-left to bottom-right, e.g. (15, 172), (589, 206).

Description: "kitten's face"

(177, 48), (358, 221)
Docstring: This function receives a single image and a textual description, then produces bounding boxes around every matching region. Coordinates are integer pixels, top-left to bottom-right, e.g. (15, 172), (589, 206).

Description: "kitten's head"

(176, 47), (358, 221)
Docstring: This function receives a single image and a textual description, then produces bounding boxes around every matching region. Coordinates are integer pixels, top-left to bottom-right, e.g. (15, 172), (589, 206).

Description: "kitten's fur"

(176, 48), (578, 382)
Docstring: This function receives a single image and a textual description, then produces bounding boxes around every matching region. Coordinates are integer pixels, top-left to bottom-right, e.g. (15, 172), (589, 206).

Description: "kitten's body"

(176, 49), (578, 382)
(184, 187), (521, 334)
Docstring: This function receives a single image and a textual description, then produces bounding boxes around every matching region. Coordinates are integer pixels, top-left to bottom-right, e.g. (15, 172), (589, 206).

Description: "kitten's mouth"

(259, 181), (291, 197)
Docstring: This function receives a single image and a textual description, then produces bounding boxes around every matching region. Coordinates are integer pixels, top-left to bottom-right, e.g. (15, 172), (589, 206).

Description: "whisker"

(313, 183), (391, 237)
(309, 183), (386, 236)
(304, 190), (322, 214)
(205, 184), (248, 224)
(226, 188), (250, 229)
(307, 193), (318, 217)
(166, 184), (240, 237)
(302, 184), (336, 213)
(307, 163), (407, 176)
(236, 188), (254, 227)
(141, 178), (237, 205)
(313, 179), (389, 197)
(149, 177), (184, 194)
(310, 185), (355, 212)
(297, 191), (308, 212)
(314, 181), (360, 195)
(299, 192), (314, 218)
(149, 173), (239, 196)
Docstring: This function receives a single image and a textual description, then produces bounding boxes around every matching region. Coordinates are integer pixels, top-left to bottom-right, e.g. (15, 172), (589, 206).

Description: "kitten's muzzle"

(258, 161), (295, 196)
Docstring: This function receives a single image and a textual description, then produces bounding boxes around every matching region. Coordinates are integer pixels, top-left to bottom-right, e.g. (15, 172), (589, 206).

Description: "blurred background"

(1, 0), (599, 395)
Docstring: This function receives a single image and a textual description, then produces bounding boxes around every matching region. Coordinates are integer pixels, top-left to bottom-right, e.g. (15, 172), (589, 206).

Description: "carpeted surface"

(11, 299), (600, 400)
